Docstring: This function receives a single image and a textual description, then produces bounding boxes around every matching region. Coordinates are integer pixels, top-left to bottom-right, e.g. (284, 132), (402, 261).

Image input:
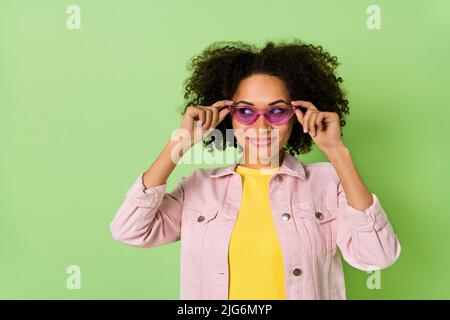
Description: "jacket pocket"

(292, 201), (338, 256)
(180, 203), (220, 258)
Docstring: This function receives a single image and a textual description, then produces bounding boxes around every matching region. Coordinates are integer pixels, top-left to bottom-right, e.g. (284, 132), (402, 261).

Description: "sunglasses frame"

(226, 104), (300, 126)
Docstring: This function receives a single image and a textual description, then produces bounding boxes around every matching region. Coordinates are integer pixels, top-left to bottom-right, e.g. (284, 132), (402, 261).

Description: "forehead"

(232, 74), (290, 103)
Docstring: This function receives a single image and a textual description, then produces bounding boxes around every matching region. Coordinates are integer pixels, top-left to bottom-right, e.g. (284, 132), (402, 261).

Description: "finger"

(303, 110), (315, 133)
(196, 107), (206, 128)
(185, 105), (198, 119)
(212, 100), (233, 123)
(214, 100), (233, 125)
(316, 113), (325, 132)
(218, 106), (230, 123)
(309, 112), (318, 137)
(293, 108), (304, 126)
(201, 107), (213, 131)
(291, 100), (319, 112)
(326, 111), (339, 124)
(212, 100), (234, 108)
(323, 111), (337, 131)
(209, 106), (219, 129)
(293, 105), (307, 116)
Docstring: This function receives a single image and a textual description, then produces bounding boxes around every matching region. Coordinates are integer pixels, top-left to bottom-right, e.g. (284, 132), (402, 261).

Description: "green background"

(1, 0), (449, 299)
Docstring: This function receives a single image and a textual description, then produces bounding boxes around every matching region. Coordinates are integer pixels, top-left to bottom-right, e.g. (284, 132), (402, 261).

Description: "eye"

(269, 107), (287, 115)
(237, 108), (254, 115)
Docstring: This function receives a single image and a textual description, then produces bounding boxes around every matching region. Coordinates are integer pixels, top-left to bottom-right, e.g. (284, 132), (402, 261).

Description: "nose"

(244, 114), (275, 142)
(253, 113), (272, 131)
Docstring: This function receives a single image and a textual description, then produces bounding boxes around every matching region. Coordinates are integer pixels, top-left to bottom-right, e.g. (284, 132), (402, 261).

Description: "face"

(231, 73), (295, 167)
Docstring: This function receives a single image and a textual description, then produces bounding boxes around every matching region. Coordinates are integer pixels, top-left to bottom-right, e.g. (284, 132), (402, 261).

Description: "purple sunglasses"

(224, 104), (306, 126)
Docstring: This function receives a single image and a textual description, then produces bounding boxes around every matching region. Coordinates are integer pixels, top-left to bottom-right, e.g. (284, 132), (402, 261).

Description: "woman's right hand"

(178, 100), (233, 147)
(143, 100), (233, 189)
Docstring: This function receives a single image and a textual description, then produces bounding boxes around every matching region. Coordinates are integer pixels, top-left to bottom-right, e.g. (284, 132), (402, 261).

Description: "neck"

(238, 150), (284, 170)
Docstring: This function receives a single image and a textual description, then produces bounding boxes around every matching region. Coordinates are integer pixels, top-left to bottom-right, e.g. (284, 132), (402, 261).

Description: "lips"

(248, 137), (275, 146)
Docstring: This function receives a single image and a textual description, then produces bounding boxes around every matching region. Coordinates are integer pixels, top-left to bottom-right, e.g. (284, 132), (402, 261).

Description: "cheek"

(231, 120), (247, 144)
(273, 124), (292, 141)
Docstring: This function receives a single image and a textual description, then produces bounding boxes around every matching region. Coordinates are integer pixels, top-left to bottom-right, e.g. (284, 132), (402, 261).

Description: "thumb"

(218, 106), (230, 123)
(294, 108), (304, 126)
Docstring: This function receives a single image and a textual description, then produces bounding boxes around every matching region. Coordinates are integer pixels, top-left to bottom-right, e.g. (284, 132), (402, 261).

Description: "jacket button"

(293, 268), (302, 276)
(315, 211), (324, 220)
(197, 215), (205, 222)
(275, 175), (282, 182)
(281, 213), (291, 221)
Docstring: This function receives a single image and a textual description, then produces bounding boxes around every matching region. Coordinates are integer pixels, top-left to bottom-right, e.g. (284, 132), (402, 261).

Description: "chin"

(244, 143), (283, 165)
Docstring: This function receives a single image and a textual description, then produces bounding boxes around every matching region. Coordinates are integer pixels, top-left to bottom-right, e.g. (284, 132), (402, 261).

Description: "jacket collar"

(209, 150), (306, 180)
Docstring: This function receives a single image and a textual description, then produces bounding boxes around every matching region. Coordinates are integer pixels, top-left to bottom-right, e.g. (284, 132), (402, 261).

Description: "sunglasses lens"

(266, 107), (293, 125)
(230, 106), (294, 125)
(233, 107), (258, 124)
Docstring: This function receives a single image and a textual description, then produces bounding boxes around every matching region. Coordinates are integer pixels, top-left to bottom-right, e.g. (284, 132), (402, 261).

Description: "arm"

(109, 139), (185, 248)
(324, 143), (373, 211)
(325, 144), (401, 270)
(109, 100), (231, 248)
(291, 100), (401, 270)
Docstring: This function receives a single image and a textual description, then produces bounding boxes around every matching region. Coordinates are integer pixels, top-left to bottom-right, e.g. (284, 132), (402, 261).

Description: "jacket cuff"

(342, 193), (389, 232)
(125, 172), (167, 208)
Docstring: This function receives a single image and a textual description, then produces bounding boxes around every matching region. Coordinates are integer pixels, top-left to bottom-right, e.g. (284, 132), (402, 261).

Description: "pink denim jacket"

(110, 151), (401, 299)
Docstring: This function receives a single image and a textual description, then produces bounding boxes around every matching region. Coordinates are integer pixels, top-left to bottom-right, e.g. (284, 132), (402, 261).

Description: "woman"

(110, 40), (401, 300)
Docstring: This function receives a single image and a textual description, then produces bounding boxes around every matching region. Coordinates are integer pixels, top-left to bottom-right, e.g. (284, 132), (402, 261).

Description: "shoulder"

(178, 167), (217, 184)
(303, 161), (340, 184)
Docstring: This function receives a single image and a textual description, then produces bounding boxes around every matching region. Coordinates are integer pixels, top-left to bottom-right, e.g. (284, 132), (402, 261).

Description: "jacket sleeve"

(335, 180), (401, 271)
(109, 172), (185, 248)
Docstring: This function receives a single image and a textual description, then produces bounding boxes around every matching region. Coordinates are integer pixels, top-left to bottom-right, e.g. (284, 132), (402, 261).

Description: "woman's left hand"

(291, 100), (344, 152)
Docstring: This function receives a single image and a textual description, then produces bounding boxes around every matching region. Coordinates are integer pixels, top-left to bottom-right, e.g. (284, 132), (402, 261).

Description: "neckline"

(235, 165), (280, 176)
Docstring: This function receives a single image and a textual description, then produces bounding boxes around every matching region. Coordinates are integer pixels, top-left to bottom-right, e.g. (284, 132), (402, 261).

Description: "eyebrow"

(234, 99), (290, 106)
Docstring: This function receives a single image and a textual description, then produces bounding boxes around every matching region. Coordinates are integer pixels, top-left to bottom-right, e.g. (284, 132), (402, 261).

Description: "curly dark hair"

(179, 39), (350, 157)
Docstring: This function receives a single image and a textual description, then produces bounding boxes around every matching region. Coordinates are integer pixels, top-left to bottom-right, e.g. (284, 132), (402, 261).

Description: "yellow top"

(228, 164), (286, 300)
